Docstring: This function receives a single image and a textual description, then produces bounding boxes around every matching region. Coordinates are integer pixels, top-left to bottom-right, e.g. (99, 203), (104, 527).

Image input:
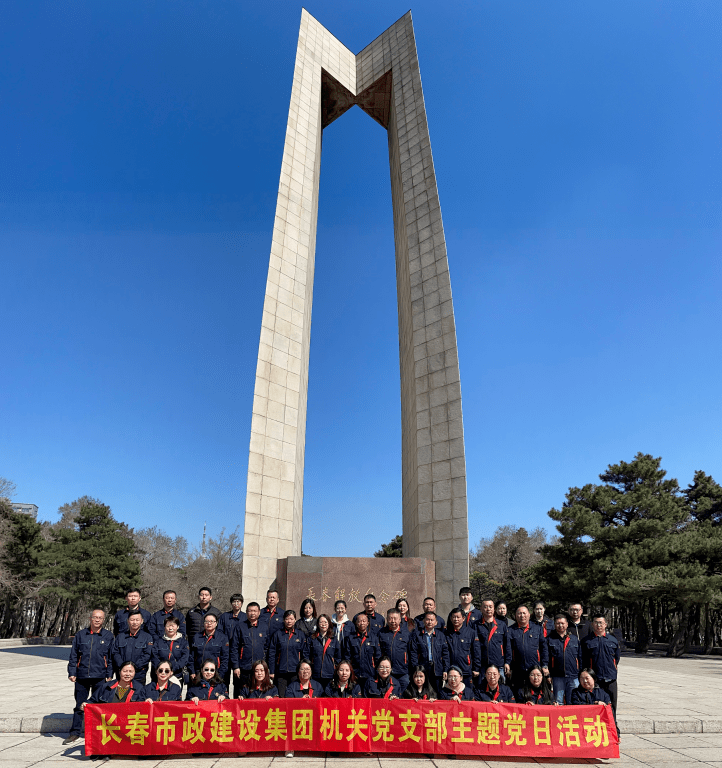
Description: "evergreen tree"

(374, 534), (403, 558)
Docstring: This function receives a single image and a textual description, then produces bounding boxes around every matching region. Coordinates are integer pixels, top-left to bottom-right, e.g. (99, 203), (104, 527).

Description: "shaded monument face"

(241, 10), (469, 617)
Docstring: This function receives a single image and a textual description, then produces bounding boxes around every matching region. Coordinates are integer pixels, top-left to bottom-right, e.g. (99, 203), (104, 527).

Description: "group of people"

(65, 585), (620, 751)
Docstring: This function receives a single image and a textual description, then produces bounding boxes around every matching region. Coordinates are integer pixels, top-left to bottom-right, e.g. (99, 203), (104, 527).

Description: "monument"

(241, 9), (469, 617)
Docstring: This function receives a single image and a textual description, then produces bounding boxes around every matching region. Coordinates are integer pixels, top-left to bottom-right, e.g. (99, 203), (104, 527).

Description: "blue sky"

(2, 1), (720, 557)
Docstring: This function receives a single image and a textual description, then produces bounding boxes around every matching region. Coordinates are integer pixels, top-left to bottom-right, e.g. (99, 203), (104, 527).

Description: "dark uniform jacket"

(409, 629), (450, 677)
(353, 611), (385, 635)
(307, 634), (342, 681)
(113, 607), (151, 636)
(547, 631), (582, 679)
(187, 679), (228, 700)
(378, 626), (411, 680)
(240, 684), (279, 699)
(475, 681), (516, 702)
(259, 606), (284, 637)
(477, 619), (512, 672)
(445, 626), (481, 678)
(531, 616), (554, 638)
(87, 679), (141, 704)
(571, 686), (611, 705)
(147, 608), (187, 640)
(185, 604), (222, 640)
(111, 629), (153, 678)
(219, 610), (247, 642)
(364, 675), (400, 698)
(189, 630), (230, 677)
(231, 619), (270, 671)
(68, 627), (114, 679)
(582, 632), (620, 681)
(414, 613), (446, 632)
(151, 634), (190, 676)
(268, 628), (307, 676)
(516, 686), (552, 705)
(323, 682), (362, 698)
(508, 623), (548, 673)
(142, 681), (182, 701)
(569, 620), (591, 642)
(439, 684), (476, 701)
(343, 631), (381, 681)
(459, 606), (483, 631)
(284, 679), (323, 698)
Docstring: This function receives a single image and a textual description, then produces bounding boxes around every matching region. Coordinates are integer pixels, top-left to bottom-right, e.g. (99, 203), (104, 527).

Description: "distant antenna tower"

(202, 521), (207, 559)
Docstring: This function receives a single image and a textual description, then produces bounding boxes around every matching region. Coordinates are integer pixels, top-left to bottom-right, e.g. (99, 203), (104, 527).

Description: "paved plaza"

(0, 646), (720, 765)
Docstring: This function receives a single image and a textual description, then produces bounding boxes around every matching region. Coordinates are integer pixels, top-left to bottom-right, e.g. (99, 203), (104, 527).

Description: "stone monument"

(241, 9), (469, 617)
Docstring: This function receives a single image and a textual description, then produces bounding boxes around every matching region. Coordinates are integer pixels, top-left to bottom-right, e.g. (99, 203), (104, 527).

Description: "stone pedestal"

(276, 556), (436, 617)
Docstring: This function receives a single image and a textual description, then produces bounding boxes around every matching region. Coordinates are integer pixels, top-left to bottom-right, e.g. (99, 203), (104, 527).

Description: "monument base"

(276, 557), (436, 618)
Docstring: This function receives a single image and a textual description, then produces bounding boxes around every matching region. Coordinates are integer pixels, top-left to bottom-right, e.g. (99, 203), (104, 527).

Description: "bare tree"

(470, 526), (549, 592)
(0, 477), (17, 501)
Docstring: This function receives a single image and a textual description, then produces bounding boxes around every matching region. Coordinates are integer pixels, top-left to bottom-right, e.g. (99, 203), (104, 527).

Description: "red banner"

(85, 699), (618, 758)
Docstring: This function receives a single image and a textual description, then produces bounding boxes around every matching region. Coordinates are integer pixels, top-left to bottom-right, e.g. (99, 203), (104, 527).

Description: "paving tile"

(619, 749), (700, 762)
(670, 751), (722, 762)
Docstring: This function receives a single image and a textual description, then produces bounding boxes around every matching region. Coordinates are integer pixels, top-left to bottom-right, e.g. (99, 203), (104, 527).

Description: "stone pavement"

(0, 733), (721, 766)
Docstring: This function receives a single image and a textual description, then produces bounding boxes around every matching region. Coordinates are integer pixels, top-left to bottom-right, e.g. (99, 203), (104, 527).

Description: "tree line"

(0, 481), (243, 642)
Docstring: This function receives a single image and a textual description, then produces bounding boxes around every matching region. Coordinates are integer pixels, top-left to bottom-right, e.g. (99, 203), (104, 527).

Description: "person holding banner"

(323, 660), (362, 698)
(142, 661), (182, 702)
(187, 660), (227, 702)
(402, 665), (437, 701)
(571, 668), (611, 705)
(239, 660), (278, 699)
(307, 613), (341, 690)
(151, 616), (189, 689)
(269, 610), (307, 697)
(439, 665), (476, 701)
(285, 659), (323, 698)
(364, 656), (400, 699)
(516, 664), (555, 705)
(475, 664), (515, 702)
(343, 613), (381, 691)
(83, 661), (141, 706)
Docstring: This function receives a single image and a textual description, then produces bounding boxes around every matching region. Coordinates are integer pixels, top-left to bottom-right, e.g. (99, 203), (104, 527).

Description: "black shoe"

(62, 734), (80, 745)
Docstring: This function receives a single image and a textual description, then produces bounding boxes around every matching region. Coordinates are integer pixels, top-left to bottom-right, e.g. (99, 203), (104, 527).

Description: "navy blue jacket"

(185, 604), (223, 639)
(439, 684), (476, 701)
(231, 620), (270, 671)
(547, 632), (582, 679)
(353, 611), (385, 635)
(240, 685), (279, 699)
(307, 634), (342, 680)
(284, 679), (323, 698)
(259, 606), (284, 637)
(331, 617), (355, 644)
(508, 624), (548, 673)
(477, 619), (512, 671)
(414, 613), (446, 632)
(142, 681), (182, 701)
(343, 631), (381, 680)
(111, 630), (153, 676)
(268, 628), (307, 675)
(474, 681), (516, 703)
(531, 616), (554, 638)
(378, 626), (411, 679)
(323, 682), (362, 698)
(147, 608), (187, 640)
(582, 632), (621, 681)
(187, 679), (228, 700)
(189, 630), (230, 677)
(459, 606), (483, 631)
(445, 626), (481, 677)
(364, 675), (400, 698)
(219, 610), (247, 641)
(113, 607), (152, 636)
(151, 634), (190, 675)
(68, 627), (114, 679)
(516, 686), (553, 705)
(410, 629), (450, 677)
(571, 686), (611, 706)
(88, 679), (141, 704)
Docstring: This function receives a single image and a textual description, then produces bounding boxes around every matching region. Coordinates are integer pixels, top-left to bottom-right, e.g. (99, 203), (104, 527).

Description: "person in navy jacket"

(285, 659), (323, 698)
(147, 590), (186, 640)
(343, 613), (381, 690)
(269, 610), (307, 696)
(439, 666), (476, 701)
(239, 660), (278, 699)
(331, 600), (354, 645)
(111, 610), (153, 687)
(151, 615), (189, 686)
(508, 606), (549, 690)
(307, 614), (341, 689)
(142, 661), (182, 702)
(83, 661), (141, 707)
(547, 614), (582, 704)
(364, 657), (400, 699)
(414, 597), (446, 632)
(410, 612), (449, 692)
(323, 660), (362, 698)
(353, 594), (385, 635)
(64, 609), (114, 745)
(475, 665), (515, 703)
(516, 665), (554, 705)
(582, 613), (621, 713)
(378, 609), (411, 691)
(477, 599), (512, 683)
(113, 588), (151, 636)
(231, 602), (270, 693)
(187, 659), (228, 702)
(571, 668), (611, 705)
(531, 602), (555, 638)
(445, 608), (481, 686)
(458, 587), (483, 631)
(259, 589), (284, 637)
(218, 593), (246, 698)
(402, 666), (437, 700)
(189, 614), (230, 681)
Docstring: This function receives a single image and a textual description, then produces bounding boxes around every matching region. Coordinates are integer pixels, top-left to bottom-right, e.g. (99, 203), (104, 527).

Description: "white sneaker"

(285, 751), (294, 758)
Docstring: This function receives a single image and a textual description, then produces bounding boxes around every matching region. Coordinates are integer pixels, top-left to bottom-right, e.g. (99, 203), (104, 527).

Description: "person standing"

(582, 613), (620, 713)
(218, 593), (246, 698)
(378, 608), (411, 691)
(568, 602), (591, 642)
(189, 614), (230, 682)
(547, 613), (582, 705)
(353, 594), (386, 635)
(268, 610), (307, 696)
(63, 609), (114, 745)
(445, 608), (480, 686)
(147, 590), (186, 640)
(295, 598), (318, 640)
(186, 587), (222, 639)
(343, 613), (381, 691)
(508, 605), (548, 690)
(409, 612), (449, 692)
(111, 610), (153, 687)
(151, 616), (189, 690)
(495, 602), (513, 627)
(231, 602), (270, 693)
(475, 665), (515, 703)
(307, 614), (341, 691)
(331, 599), (353, 644)
(477, 599), (512, 683)
(259, 590), (284, 637)
(531, 602), (554, 638)
(458, 587), (482, 630)
(413, 597), (446, 632)
(113, 589), (151, 636)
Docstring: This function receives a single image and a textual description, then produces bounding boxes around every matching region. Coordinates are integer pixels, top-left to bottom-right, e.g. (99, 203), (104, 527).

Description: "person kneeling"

(143, 661), (182, 701)
(475, 665), (515, 702)
(516, 664), (554, 705)
(83, 661), (141, 707)
(187, 661), (227, 703)
(570, 668), (610, 705)
(439, 666), (476, 701)
(239, 660), (278, 700)
(402, 666), (437, 701)
(364, 657), (400, 699)
(324, 661), (362, 698)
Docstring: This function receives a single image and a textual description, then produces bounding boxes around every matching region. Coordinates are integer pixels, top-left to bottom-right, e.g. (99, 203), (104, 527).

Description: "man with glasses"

(582, 613), (620, 714)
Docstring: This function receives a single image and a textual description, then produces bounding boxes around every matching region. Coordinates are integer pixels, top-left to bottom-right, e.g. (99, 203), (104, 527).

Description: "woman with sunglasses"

(143, 661), (182, 702)
(187, 660), (228, 703)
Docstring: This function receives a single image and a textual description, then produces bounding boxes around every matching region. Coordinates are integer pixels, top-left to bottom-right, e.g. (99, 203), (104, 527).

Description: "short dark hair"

(296, 657), (312, 674)
(283, 609), (297, 620)
(364, 593), (376, 601)
(481, 597), (495, 605)
(554, 613), (568, 622)
(334, 600), (347, 610)
(579, 667), (597, 683)
(448, 607), (463, 618)
(198, 586), (212, 596)
(459, 587), (472, 596)
(163, 615), (179, 627)
(127, 609), (142, 618)
(534, 601), (545, 609)
(231, 593), (244, 603)
(386, 608), (401, 617)
(119, 660), (137, 672)
(423, 596), (436, 603)
(267, 589), (279, 597)
(246, 601), (260, 611)
(423, 611), (437, 619)
(126, 588), (141, 596)
(162, 590), (176, 598)
(591, 612), (607, 621)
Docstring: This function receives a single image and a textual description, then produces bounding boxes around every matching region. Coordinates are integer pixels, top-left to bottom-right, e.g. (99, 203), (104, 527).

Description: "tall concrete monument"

(241, 10), (469, 616)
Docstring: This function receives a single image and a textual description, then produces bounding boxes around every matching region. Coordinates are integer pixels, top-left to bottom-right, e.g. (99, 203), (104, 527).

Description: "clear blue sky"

(2, 1), (720, 557)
